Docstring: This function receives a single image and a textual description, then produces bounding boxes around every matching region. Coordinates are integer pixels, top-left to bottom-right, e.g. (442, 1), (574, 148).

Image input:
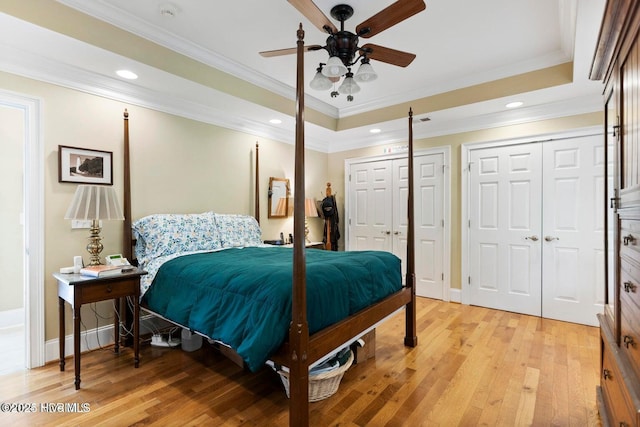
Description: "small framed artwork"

(58, 145), (113, 185)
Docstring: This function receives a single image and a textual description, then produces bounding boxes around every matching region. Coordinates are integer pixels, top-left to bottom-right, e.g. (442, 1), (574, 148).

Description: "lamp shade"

(64, 185), (124, 221)
(304, 198), (319, 217)
(322, 56), (347, 77)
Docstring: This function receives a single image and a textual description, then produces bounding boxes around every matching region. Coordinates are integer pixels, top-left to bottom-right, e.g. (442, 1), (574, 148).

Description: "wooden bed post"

(120, 109), (134, 348)
(405, 108), (418, 347)
(255, 142), (260, 224)
(122, 109), (132, 262)
(289, 23), (310, 426)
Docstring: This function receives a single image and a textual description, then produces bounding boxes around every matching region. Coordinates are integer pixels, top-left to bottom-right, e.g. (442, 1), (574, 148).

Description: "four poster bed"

(120, 25), (417, 426)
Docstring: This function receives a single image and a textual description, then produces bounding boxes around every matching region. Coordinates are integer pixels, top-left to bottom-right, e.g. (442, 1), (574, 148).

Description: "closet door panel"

(468, 143), (542, 316)
(541, 135), (604, 326)
(349, 161), (393, 252)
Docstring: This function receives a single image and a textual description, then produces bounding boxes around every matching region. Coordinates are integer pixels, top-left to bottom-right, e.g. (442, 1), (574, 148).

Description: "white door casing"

(0, 90), (45, 368)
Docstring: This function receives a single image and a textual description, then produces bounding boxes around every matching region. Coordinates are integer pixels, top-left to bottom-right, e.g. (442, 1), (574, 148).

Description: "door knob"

(525, 236), (539, 242)
(544, 236), (559, 242)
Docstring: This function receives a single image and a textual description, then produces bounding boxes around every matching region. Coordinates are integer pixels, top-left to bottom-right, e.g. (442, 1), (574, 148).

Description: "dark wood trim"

(590, 0), (634, 81)
(255, 142), (260, 224)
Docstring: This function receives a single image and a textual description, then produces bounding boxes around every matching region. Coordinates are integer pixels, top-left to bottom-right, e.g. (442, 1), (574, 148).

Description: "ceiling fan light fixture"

(322, 56), (348, 77)
(310, 66), (333, 90)
(354, 59), (377, 82)
(338, 72), (360, 95)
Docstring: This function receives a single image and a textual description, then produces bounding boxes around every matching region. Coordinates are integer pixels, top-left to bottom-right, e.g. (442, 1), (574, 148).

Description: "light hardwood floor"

(0, 298), (601, 426)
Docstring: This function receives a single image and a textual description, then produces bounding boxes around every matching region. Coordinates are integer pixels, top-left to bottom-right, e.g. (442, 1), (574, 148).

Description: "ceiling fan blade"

(260, 45), (323, 57)
(287, 0), (337, 34)
(361, 44), (416, 67)
(356, 0), (426, 38)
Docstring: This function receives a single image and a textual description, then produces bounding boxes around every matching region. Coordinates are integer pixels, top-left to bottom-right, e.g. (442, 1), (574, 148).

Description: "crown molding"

(56, 0), (339, 119)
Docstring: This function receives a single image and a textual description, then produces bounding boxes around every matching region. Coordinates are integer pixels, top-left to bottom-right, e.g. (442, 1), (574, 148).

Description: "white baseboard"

(0, 308), (24, 329)
(44, 313), (175, 363)
(449, 288), (462, 303)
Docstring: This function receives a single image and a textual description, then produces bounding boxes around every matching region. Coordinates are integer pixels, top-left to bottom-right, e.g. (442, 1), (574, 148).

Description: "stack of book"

(79, 264), (124, 277)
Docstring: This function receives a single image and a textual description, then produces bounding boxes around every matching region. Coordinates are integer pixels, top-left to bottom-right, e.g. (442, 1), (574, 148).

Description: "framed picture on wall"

(58, 145), (113, 185)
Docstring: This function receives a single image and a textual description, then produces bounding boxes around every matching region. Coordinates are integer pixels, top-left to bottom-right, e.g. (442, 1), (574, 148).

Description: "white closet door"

(349, 160), (393, 252)
(541, 135), (604, 326)
(393, 158), (408, 276)
(468, 143), (543, 316)
(348, 154), (446, 299)
(412, 154), (445, 299)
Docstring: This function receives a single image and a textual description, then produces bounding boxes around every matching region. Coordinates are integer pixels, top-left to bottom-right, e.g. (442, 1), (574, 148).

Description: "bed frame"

(120, 24), (417, 427)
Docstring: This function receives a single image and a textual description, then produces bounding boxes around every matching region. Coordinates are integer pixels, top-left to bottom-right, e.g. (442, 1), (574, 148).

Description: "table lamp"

(64, 185), (124, 265)
(304, 198), (319, 243)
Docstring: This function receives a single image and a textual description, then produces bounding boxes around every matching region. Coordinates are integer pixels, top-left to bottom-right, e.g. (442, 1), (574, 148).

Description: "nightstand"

(53, 268), (147, 389)
(265, 241), (325, 250)
(305, 241), (325, 250)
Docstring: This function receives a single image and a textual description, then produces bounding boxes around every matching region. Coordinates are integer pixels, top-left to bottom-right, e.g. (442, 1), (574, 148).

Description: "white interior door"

(348, 153), (445, 299)
(541, 135), (604, 326)
(412, 154), (445, 299)
(349, 160), (393, 252)
(468, 135), (604, 325)
(468, 143), (543, 316)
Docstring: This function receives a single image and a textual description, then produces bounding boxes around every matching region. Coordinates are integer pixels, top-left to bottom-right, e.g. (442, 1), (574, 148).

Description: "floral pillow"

(132, 212), (221, 264)
(214, 213), (262, 248)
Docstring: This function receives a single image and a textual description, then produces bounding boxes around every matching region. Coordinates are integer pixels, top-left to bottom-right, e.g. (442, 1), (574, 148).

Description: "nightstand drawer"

(79, 278), (138, 303)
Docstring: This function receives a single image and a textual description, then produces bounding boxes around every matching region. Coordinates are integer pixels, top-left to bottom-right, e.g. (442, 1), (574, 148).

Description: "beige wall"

(327, 112), (604, 291)
(0, 68), (604, 340)
(0, 71), (327, 341)
(0, 105), (24, 312)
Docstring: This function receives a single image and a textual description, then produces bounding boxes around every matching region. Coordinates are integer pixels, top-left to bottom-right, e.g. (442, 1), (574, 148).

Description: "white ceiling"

(0, 0), (607, 152)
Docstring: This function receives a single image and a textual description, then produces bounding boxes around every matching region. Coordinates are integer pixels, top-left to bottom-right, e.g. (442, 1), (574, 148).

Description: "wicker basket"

(277, 351), (354, 402)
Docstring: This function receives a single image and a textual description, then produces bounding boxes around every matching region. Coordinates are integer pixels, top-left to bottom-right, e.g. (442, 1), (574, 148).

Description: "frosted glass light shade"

(65, 185), (124, 220)
(310, 70), (332, 90)
(338, 75), (360, 94)
(354, 61), (378, 82)
(322, 56), (347, 77)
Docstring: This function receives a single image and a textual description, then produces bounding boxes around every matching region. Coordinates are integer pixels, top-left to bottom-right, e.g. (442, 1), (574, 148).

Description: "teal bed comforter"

(141, 246), (401, 371)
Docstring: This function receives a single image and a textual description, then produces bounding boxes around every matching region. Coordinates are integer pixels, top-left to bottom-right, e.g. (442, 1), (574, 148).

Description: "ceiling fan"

(260, 0), (426, 101)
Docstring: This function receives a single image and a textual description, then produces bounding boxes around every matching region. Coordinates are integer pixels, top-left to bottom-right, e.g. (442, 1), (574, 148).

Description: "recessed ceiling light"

(116, 70), (138, 80)
(269, 119), (282, 124)
(506, 101), (523, 108)
(369, 128), (381, 134)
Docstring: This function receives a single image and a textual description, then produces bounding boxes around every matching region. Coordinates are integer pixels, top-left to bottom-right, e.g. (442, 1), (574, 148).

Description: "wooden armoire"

(591, 1), (640, 425)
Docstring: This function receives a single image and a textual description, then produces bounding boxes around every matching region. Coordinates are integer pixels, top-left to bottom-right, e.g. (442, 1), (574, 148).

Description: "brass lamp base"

(86, 219), (104, 266)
